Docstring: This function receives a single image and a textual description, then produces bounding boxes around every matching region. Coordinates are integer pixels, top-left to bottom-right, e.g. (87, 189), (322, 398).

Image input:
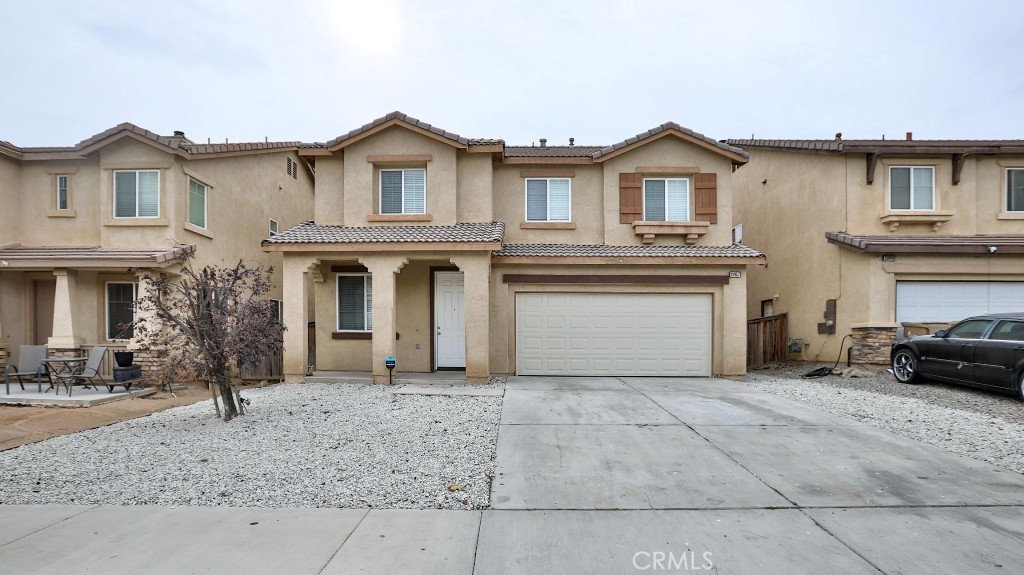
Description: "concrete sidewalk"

(2, 376), (1023, 574)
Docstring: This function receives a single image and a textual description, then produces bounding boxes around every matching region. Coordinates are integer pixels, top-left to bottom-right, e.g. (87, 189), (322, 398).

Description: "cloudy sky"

(3, 0), (1022, 147)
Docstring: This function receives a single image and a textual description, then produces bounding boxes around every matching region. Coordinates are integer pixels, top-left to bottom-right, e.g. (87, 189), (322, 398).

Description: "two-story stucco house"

(264, 112), (764, 384)
(0, 124), (313, 374)
(730, 135), (1024, 364)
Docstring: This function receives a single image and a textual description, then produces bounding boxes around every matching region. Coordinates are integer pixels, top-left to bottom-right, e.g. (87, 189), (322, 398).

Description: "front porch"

(0, 385), (155, 407)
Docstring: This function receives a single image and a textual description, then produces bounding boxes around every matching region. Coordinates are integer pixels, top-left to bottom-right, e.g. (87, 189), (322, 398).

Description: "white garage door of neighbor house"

(896, 281), (1024, 323)
(515, 293), (712, 377)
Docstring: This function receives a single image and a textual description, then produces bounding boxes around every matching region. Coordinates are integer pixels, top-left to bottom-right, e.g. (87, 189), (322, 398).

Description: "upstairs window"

(889, 166), (934, 211)
(188, 178), (208, 228)
(1007, 169), (1024, 212)
(56, 175), (69, 210)
(380, 168), (426, 214)
(269, 218), (279, 236)
(337, 274), (372, 332)
(643, 178), (690, 222)
(106, 282), (137, 340)
(114, 170), (160, 218)
(525, 178), (571, 221)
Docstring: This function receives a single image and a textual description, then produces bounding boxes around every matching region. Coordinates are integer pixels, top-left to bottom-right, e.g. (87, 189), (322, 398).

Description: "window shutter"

(619, 172), (642, 223)
(694, 173), (718, 224)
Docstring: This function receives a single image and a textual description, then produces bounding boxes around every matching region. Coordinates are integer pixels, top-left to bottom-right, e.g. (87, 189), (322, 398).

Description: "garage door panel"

(516, 293), (711, 377)
(897, 282), (1024, 322)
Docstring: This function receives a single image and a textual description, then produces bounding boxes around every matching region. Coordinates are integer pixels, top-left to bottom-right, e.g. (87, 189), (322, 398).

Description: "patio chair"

(4, 345), (50, 394)
(64, 346), (109, 396)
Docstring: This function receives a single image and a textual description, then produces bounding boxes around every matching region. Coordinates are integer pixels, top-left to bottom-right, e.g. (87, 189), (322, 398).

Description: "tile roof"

(504, 145), (605, 158)
(0, 244), (194, 267)
(262, 221), (506, 245)
(826, 232), (1024, 254)
(597, 122), (748, 160)
(325, 112), (503, 149)
(182, 141), (302, 154)
(494, 243), (764, 258)
(727, 139), (1024, 154)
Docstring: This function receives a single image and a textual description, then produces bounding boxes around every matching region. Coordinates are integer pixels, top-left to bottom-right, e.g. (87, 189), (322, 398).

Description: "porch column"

(129, 271), (163, 381)
(359, 255), (408, 384)
(282, 255), (317, 382)
(48, 269), (84, 352)
(721, 271), (747, 376)
(452, 254), (490, 384)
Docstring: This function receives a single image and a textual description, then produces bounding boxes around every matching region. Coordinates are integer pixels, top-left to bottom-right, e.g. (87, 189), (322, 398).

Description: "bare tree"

(132, 254), (284, 421)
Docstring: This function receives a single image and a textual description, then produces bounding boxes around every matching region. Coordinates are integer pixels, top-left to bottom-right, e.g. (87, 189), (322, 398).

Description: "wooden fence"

(240, 348), (284, 382)
(747, 313), (788, 369)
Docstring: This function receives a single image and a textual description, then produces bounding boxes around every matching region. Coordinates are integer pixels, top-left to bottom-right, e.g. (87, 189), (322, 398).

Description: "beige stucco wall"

(734, 148), (1024, 363)
(493, 163), (605, 244)
(456, 151), (493, 223)
(601, 137), (735, 246)
(0, 156), (21, 243)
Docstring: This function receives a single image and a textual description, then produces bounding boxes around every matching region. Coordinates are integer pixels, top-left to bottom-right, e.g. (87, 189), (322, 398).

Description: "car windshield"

(987, 320), (1024, 341)
(945, 319), (993, 339)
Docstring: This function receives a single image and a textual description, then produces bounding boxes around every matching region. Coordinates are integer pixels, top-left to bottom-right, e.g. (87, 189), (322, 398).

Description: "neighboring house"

(264, 112), (764, 384)
(0, 124), (313, 375)
(729, 135), (1024, 364)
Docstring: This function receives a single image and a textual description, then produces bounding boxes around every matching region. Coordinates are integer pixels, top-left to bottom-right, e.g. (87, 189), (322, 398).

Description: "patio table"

(42, 357), (89, 395)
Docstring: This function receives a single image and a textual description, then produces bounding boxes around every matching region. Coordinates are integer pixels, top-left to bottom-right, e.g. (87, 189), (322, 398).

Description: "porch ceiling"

(0, 244), (194, 269)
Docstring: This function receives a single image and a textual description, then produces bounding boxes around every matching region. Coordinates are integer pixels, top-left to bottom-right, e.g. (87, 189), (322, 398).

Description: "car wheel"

(1019, 371), (1024, 401)
(892, 349), (920, 384)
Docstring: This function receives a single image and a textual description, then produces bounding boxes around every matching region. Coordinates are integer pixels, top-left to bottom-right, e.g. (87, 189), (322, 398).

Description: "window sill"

(184, 222), (214, 239)
(632, 220), (710, 245)
(997, 211), (1024, 220)
(367, 214), (432, 222)
(879, 211), (953, 231)
(103, 217), (170, 227)
(47, 209), (77, 218)
(520, 221), (576, 230)
(332, 332), (372, 340)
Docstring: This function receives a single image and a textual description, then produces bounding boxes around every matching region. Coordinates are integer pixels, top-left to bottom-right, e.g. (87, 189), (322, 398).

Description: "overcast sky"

(3, 0), (1022, 147)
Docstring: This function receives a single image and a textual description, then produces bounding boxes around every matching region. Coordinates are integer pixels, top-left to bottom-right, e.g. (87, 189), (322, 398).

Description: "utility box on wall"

(817, 299), (837, 335)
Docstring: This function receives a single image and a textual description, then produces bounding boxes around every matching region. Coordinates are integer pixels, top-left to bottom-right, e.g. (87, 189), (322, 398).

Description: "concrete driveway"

(3, 376), (1024, 574)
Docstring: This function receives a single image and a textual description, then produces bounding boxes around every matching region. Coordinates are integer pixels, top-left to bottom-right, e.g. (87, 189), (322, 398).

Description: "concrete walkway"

(2, 376), (1023, 574)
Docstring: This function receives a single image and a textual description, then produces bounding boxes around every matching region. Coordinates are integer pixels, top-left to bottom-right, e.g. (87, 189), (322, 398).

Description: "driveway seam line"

(315, 509), (370, 575)
(470, 509), (484, 574)
(797, 509), (889, 575)
(0, 504), (100, 549)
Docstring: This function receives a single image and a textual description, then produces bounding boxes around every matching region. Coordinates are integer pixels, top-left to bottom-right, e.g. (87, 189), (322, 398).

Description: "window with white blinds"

(106, 282), (137, 340)
(525, 178), (571, 221)
(114, 170), (160, 218)
(188, 178), (208, 228)
(643, 178), (690, 222)
(337, 274), (373, 331)
(380, 168), (426, 215)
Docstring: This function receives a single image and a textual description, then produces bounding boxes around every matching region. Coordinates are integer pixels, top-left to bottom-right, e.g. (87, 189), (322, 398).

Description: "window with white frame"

(114, 170), (160, 218)
(643, 178), (690, 221)
(269, 299), (283, 323)
(106, 282), (137, 340)
(337, 274), (372, 331)
(380, 168), (426, 214)
(269, 219), (279, 236)
(188, 178), (208, 228)
(525, 178), (571, 221)
(56, 175), (69, 210)
(1007, 169), (1024, 212)
(889, 166), (934, 210)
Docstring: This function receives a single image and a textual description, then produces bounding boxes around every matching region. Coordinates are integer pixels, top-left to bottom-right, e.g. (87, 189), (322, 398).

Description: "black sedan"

(891, 313), (1024, 399)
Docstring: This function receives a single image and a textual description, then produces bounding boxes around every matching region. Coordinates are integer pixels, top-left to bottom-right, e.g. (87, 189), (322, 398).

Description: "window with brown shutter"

(694, 173), (718, 224)
(619, 172), (643, 223)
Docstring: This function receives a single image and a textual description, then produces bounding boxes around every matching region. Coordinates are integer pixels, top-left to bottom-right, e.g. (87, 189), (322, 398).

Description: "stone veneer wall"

(0, 344), (7, 372)
(850, 326), (898, 365)
(49, 347), (85, 359)
(132, 349), (167, 387)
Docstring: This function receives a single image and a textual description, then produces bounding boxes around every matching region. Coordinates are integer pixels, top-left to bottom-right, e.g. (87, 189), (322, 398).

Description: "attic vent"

(286, 157), (298, 179)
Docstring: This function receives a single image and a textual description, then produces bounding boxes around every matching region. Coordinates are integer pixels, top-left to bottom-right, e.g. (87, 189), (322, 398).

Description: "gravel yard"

(0, 382), (502, 509)
(745, 364), (1024, 475)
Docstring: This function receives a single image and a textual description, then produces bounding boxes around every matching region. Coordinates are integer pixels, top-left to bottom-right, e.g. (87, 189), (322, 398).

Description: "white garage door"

(516, 293), (712, 376)
(896, 281), (1024, 322)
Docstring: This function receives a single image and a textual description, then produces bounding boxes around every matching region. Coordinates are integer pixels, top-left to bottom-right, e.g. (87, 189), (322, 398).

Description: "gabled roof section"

(727, 138), (1024, 155)
(6, 123), (302, 160)
(324, 111), (504, 153)
(594, 122), (749, 165)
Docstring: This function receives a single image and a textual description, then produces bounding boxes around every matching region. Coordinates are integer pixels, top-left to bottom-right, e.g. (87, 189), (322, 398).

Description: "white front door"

(435, 272), (466, 368)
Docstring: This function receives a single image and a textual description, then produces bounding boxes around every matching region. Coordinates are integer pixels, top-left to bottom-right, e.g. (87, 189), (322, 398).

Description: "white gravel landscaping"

(0, 382), (502, 509)
(745, 365), (1024, 475)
